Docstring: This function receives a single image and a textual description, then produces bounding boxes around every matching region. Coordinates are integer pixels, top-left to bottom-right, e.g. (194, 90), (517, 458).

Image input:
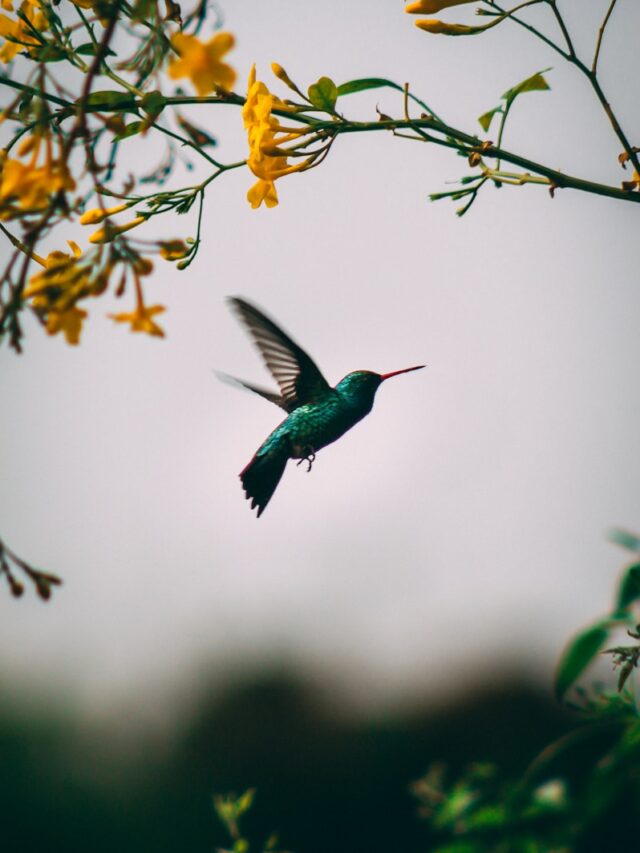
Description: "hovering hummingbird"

(222, 297), (425, 517)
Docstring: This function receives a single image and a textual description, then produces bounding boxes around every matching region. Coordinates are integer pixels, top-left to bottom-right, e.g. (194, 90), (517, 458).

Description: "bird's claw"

(296, 449), (316, 473)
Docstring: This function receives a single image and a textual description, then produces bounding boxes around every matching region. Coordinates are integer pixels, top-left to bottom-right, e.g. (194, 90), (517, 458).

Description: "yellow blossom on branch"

(43, 305), (88, 345)
(242, 65), (310, 209)
(167, 32), (236, 96)
(0, 0), (47, 63)
(0, 134), (75, 212)
(110, 303), (166, 337)
(23, 241), (92, 345)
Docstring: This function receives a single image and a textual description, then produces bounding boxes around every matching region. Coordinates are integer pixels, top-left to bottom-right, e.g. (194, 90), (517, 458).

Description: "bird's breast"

(286, 396), (367, 456)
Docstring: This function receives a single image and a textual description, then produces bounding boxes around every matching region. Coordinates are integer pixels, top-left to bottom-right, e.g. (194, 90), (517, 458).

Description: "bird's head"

(337, 365), (425, 409)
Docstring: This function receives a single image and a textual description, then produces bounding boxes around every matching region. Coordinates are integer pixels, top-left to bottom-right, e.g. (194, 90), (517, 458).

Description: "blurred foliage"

(1, 669), (574, 853)
(199, 539), (640, 853)
(5, 533), (640, 853)
(0, 1), (638, 348)
(406, 534), (640, 852)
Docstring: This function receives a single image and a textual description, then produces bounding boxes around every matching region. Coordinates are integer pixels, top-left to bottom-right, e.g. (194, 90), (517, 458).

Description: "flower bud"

(89, 216), (145, 244)
(80, 203), (129, 225)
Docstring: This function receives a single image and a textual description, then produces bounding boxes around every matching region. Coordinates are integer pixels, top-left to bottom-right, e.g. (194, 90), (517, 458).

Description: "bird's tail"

(240, 440), (289, 517)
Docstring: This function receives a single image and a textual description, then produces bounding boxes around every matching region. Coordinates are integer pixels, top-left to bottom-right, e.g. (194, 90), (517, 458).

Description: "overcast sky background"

(1, 1), (639, 725)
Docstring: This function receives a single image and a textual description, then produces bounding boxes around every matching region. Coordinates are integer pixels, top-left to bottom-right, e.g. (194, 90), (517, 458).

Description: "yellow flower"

(405, 0), (476, 12)
(44, 306), (87, 345)
(0, 133), (75, 211)
(0, 0), (47, 63)
(110, 303), (166, 337)
(242, 65), (309, 209)
(167, 32), (236, 96)
(246, 179), (278, 209)
(24, 242), (92, 345)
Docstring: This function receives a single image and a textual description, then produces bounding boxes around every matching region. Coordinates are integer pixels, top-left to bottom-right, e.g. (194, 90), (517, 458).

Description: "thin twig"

(593, 0), (618, 74)
(546, 0), (576, 58)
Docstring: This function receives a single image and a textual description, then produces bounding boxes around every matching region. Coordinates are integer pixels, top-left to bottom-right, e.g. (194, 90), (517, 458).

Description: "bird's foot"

(296, 449), (316, 473)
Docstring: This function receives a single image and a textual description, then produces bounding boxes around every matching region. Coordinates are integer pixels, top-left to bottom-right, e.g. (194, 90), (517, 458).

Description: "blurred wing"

(215, 371), (288, 410)
(228, 297), (331, 411)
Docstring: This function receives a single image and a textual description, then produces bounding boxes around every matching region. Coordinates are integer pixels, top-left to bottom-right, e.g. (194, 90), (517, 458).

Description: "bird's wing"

(228, 297), (332, 411)
(215, 371), (288, 410)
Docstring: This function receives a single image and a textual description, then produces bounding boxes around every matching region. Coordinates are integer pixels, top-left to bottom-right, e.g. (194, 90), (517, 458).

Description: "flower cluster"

(23, 242), (103, 345)
(0, 131), (75, 218)
(0, 0), (47, 63)
(242, 65), (310, 208)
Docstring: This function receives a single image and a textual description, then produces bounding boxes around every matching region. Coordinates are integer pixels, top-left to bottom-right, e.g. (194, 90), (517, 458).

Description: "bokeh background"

(1, 1), (639, 850)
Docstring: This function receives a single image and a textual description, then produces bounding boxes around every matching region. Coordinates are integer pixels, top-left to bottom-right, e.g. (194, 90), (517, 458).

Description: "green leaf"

(141, 90), (166, 118)
(236, 788), (255, 815)
(307, 76), (338, 111)
(75, 42), (116, 57)
(502, 68), (551, 105)
(85, 90), (135, 110)
(478, 106), (502, 132)
(609, 528), (640, 553)
(614, 562), (640, 612)
(112, 121), (144, 142)
(554, 622), (610, 700)
(337, 77), (404, 97)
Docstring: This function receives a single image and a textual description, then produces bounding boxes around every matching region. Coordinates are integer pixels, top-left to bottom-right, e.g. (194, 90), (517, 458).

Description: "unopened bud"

(89, 216), (145, 244)
(271, 63), (298, 93)
(80, 203), (130, 225)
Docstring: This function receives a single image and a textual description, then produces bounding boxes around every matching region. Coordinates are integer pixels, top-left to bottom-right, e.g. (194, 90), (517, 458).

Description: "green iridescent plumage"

(224, 298), (425, 517)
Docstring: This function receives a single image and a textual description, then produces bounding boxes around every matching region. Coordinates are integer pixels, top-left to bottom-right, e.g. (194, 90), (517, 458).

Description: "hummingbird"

(222, 297), (425, 517)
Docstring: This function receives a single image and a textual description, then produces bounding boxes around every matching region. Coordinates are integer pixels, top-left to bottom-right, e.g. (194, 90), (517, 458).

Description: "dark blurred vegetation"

(0, 667), (583, 853)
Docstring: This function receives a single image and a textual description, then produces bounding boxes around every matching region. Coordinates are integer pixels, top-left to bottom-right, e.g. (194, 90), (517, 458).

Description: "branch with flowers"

(0, 0), (637, 353)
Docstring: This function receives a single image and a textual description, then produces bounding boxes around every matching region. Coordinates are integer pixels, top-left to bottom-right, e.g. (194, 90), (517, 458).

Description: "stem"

(0, 74), (71, 107)
(546, 0), (576, 57)
(593, 0), (618, 74)
(151, 122), (224, 168)
(488, 1), (640, 181)
(584, 70), (640, 177)
(325, 116), (640, 204)
(485, 0), (570, 61)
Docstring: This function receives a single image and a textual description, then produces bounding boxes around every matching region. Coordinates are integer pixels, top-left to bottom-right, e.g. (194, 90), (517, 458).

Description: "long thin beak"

(379, 365), (426, 381)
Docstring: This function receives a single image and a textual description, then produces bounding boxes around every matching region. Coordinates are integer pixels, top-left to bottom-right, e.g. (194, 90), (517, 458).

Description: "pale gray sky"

(1, 1), (639, 722)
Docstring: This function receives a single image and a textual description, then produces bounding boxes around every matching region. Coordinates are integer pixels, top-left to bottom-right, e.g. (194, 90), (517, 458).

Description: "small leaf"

(554, 622), (610, 700)
(609, 528), (640, 553)
(85, 90), (135, 110)
(337, 77), (404, 97)
(236, 788), (255, 815)
(307, 76), (338, 111)
(112, 121), (144, 142)
(502, 68), (551, 104)
(614, 562), (640, 613)
(75, 42), (116, 57)
(478, 106), (502, 132)
(141, 90), (166, 118)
